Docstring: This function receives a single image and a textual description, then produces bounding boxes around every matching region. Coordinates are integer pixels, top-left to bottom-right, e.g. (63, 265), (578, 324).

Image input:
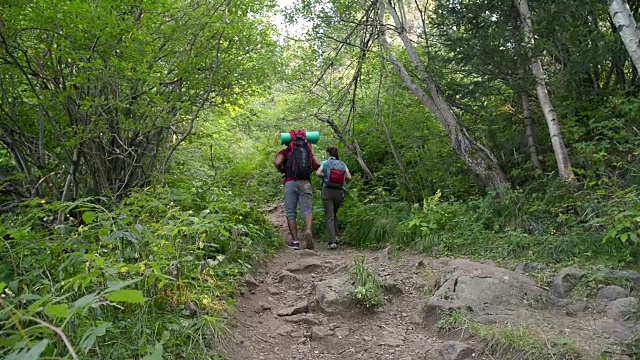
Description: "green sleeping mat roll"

(280, 131), (320, 145)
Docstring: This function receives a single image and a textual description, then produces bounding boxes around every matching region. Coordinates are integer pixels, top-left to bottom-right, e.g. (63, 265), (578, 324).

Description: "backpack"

(285, 130), (312, 180)
(323, 158), (347, 189)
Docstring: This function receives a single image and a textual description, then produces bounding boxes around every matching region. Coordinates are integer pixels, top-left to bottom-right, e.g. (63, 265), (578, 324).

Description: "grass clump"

(436, 310), (585, 360)
(350, 256), (384, 309)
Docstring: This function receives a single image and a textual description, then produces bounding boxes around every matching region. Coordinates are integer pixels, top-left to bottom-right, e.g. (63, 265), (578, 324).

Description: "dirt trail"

(224, 204), (636, 360)
(224, 204), (478, 360)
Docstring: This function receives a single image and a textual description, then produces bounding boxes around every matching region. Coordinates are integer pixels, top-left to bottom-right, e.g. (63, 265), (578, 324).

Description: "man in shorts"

(274, 130), (320, 250)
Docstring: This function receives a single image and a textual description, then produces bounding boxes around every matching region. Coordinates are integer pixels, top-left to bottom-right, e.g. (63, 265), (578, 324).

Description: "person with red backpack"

(315, 147), (352, 250)
(274, 130), (320, 250)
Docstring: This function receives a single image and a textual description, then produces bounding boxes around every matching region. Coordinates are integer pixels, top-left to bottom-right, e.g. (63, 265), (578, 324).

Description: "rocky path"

(224, 204), (639, 360)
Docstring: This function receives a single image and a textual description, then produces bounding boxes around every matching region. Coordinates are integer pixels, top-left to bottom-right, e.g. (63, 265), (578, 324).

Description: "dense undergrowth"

(0, 182), (280, 359)
(315, 180), (638, 267)
(0, 104), (285, 359)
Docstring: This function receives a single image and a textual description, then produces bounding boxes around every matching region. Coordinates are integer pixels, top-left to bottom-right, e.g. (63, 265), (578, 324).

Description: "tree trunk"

(315, 114), (374, 180)
(521, 94), (543, 171)
(515, 0), (575, 183)
(379, 0), (509, 189)
(610, 0), (640, 73)
(378, 111), (411, 192)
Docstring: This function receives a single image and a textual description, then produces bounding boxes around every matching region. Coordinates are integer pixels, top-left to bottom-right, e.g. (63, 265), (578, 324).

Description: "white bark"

(521, 94), (542, 171)
(610, 0), (640, 73)
(515, 0), (575, 183)
(379, 0), (508, 189)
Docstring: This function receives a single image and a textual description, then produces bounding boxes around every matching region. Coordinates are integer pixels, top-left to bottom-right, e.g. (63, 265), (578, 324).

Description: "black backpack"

(285, 130), (312, 180)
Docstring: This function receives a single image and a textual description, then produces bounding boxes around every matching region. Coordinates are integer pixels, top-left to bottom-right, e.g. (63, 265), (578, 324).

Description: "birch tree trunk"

(610, 0), (640, 73)
(521, 94), (543, 171)
(378, 0), (509, 189)
(515, 0), (575, 183)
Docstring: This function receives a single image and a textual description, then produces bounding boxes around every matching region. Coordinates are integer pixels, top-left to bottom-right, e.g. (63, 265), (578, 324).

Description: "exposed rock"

(276, 301), (309, 316)
(598, 286), (629, 303)
(477, 260), (497, 267)
(594, 267), (640, 285)
(515, 262), (549, 274)
(277, 270), (304, 286)
(311, 326), (334, 339)
(282, 314), (322, 326)
(552, 267), (584, 298)
(382, 280), (404, 295)
(258, 301), (271, 311)
(440, 341), (475, 360)
(377, 334), (404, 347)
(244, 276), (260, 290)
(419, 260), (547, 325)
(285, 258), (326, 274)
(267, 286), (282, 295)
(312, 276), (355, 314)
(276, 325), (294, 336)
(605, 297), (638, 321)
(595, 318), (636, 341)
(335, 327), (350, 337)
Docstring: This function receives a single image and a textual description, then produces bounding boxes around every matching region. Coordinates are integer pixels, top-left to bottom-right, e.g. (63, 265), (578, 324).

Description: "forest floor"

(223, 203), (636, 360)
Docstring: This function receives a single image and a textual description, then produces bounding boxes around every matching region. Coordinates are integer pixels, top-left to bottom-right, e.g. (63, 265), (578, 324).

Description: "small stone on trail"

(285, 258), (325, 274)
(311, 326), (334, 339)
(277, 301), (309, 316)
(267, 286), (281, 295)
(258, 302), (271, 311)
(440, 341), (475, 360)
(276, 325), (294, 336)
(282, 314), (322, 326)
(414, 259), (427, 270)
(382, 280), (404, 295)
(377, 335), (404, 347)
(380, 246), (392, 260)
(245, 276), (260, 290)
(335, 327), (350, 337)
(598, 286), (629, 303)
(552, 267), (585, 298)
(277, 270), (304, 286)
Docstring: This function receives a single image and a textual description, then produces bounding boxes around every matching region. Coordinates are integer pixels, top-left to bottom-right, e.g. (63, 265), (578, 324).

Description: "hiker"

(274, 130), (320, 250)
(316, 147), (351, 250)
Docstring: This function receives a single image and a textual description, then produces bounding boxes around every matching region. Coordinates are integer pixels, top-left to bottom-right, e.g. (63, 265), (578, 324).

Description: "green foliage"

(350, 256), (384, 309)
(0, 181), (281, 359)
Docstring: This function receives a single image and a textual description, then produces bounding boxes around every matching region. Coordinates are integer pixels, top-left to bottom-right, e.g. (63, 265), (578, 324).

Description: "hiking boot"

(328, 243), (337, 250)
(286, 241), (300, 250)
(303, 232), (314, 250)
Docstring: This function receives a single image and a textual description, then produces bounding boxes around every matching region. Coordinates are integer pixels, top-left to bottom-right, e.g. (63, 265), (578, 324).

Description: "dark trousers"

(321, 187), (344, 244)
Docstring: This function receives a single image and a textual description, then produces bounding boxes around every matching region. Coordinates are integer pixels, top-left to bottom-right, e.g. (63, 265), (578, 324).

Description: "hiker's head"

(327, 147), (339, 159)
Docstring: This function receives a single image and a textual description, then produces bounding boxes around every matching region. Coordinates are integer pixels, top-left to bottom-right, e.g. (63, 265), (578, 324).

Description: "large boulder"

(312, 275), (355, 314)
(598, 286), (630, 303)
(418, 260), (548, 325)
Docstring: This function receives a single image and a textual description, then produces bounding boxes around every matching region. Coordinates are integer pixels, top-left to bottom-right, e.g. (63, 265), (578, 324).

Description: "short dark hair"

(327, 146), (339, 159)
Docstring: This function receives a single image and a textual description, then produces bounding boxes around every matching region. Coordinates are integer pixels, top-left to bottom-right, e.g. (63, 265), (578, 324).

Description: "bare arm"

(316, 166), (324, 177)
(274, 153), (285, 173)
(312, 155), (321, 170)
(345, 170), (352, 181)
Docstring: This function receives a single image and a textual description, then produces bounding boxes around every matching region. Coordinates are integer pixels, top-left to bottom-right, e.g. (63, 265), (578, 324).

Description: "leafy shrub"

(0, 184), (281, 359)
